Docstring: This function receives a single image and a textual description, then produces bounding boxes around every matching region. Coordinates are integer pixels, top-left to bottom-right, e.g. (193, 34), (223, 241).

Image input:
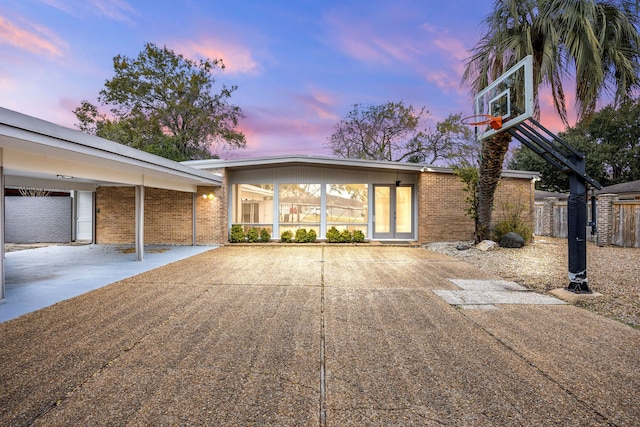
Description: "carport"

(0, 107), (222, 301)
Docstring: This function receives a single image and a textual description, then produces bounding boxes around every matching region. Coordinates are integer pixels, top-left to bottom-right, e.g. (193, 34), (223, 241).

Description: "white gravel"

(424, 237), (640, 328)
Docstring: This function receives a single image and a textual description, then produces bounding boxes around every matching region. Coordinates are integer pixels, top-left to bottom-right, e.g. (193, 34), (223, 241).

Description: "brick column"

(541, 197), (557, 236)
(596, 194), (617, 246)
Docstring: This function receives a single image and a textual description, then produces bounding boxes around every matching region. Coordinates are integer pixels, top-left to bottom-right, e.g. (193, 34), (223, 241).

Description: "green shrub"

(246, 227), (260, 243)
(326, 226), (341, 243)
(492, 201), (533, 244)
(340, 229), (353, 243)
(280, 230), (293, 243)
(352, 230), (365, 243)
(295, 228), (308, 243)
(229, 224), (245, 243)
(307, 229), (317, 243)
(260, 228), (271, 242)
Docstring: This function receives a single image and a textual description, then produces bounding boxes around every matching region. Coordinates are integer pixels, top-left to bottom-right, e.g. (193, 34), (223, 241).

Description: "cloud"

(89, 0), (137, 25)
(174, 38), (261, 75)
(39, 0), (137, 24)
(0, 15), (66, 57)
(295, 89), (340, 121)
(324, 12), (418, 66)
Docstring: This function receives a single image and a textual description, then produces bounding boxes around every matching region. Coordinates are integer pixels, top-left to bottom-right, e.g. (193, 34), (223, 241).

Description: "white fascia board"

(0, 108), (221, 186)
(184, 155), (427, 172)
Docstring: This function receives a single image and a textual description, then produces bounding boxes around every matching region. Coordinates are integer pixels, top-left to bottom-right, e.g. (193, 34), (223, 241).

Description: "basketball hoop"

(461, 114), (503, 130)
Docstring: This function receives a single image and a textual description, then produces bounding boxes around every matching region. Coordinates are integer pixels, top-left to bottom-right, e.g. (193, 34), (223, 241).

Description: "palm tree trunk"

(476, 132), (512, 242)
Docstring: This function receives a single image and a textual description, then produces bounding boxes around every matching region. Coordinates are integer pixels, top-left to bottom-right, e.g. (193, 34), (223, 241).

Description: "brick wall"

(96, 187), (136, 244)
(96, 186), (225, 245)
(196, 184), (226, 244)
(418, 173), (475, 243)
(417, 172), (535, 244)
(5, 196), (71, 243)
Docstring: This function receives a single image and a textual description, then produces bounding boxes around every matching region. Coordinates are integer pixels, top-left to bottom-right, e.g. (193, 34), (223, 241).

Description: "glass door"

(373, 185), (414, 240)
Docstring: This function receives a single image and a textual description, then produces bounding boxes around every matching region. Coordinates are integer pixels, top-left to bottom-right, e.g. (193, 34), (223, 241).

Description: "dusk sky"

(1, 0), (575, 159)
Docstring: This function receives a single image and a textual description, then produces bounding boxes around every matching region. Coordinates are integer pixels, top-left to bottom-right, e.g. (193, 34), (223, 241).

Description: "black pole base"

(567, 281), (592, 294)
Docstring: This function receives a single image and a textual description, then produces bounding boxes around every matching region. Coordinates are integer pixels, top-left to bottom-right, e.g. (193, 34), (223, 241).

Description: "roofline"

(183, 154), (539, 179)
(0, 107), (221, 186)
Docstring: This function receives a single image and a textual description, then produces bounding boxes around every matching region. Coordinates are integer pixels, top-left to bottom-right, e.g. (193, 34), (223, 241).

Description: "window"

(231, 184), (274, 233)
(327, 184), (368, 234)
(278, 184), (321, 234)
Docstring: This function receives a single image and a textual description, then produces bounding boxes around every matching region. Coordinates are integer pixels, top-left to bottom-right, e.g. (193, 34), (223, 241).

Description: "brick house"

(180, 156), (538, 244)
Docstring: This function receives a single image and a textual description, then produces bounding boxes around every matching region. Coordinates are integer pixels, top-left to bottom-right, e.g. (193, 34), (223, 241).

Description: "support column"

(192, 192), (197, 246)
(596, 194), (617, 247)
(135, 185), (144, 261)
(567, 157), (589, 293)
(1, 156), (5, 301)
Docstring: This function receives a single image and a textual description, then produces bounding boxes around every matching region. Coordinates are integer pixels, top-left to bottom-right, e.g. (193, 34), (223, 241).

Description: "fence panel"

(552, 203), (567, 238)
(612, 202), (640, 248)
(534, 203), (544, 235)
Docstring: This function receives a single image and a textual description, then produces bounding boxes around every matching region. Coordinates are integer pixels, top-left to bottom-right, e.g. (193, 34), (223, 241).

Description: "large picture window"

(278, 184), (321, 234)
(326, 184), (368, 234)
(231, 184), (274, 233)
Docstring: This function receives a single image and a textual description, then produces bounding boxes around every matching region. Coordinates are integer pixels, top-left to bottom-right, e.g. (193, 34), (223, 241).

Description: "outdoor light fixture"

(395, 180), (401, 187)
(202, 193), (215, 200)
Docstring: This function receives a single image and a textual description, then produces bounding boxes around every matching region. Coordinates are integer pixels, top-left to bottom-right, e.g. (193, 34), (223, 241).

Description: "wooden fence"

(534, 197), (640, 248)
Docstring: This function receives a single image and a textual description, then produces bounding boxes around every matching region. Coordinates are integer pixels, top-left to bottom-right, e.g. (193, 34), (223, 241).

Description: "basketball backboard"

(474, 55), (533, 140)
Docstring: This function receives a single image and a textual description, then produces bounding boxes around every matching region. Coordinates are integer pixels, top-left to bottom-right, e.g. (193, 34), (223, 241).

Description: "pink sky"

(1, 0), (594, 160)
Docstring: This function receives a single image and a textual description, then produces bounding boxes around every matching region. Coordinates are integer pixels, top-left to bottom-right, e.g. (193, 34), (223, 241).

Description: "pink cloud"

(222, 102), (336, 158)
(41, 0), (137, 24)
(0, 15), (66, 57)
(324, 12), (419, 65)
(295, 89), (340, 121)
(89, 0), (137, 25)
(175, 38), (261, 75)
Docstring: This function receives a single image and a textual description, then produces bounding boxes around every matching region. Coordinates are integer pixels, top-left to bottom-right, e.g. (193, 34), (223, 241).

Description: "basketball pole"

(566, 156), (590, 293)
(505, 118), (601, 294)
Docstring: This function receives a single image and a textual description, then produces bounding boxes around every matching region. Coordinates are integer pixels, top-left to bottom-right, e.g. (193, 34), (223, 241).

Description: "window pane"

(232, 184), (274, 226)
(326, 184), (368, 223)
(396, 186), (412, 233)
(278, 184), (321, 225)
(374, 186), (390, 233)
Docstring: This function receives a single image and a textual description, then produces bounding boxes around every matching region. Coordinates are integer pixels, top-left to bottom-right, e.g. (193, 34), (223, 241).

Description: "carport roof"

(0, 107), (221, 193)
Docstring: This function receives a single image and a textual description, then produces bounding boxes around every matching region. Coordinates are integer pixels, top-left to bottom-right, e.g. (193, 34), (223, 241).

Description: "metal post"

(135, 185), (144, 261)
(566, 156), (590, 293)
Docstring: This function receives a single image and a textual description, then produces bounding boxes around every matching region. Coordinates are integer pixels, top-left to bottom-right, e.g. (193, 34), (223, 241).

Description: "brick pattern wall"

(143, 188), (193, 244)
(492, 177), (535, 228)
(417, 172), (535, 244)
(418, 173), (475, 243)
(96, 187), (136, 244)
(96, 185), (227, 245)
(196, 184), (226, 244)
(5, 196), (71, 243)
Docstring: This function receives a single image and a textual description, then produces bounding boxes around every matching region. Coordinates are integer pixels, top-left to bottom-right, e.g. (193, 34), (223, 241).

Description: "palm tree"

(463, 0), (640, 241)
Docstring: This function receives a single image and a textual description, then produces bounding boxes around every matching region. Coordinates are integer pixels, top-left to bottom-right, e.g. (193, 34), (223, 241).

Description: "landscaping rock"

(499, 232), (525, 248)
(476, 240), (497, 251)
(456, 244), (471, 251)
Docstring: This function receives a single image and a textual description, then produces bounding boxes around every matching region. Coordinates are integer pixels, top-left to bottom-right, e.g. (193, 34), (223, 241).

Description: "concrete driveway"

(1, 245), (638, 426)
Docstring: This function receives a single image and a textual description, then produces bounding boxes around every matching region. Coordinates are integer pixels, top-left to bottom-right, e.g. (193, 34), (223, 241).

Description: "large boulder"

(475, 240), (497, 251)
(499, 232), (525, 248)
